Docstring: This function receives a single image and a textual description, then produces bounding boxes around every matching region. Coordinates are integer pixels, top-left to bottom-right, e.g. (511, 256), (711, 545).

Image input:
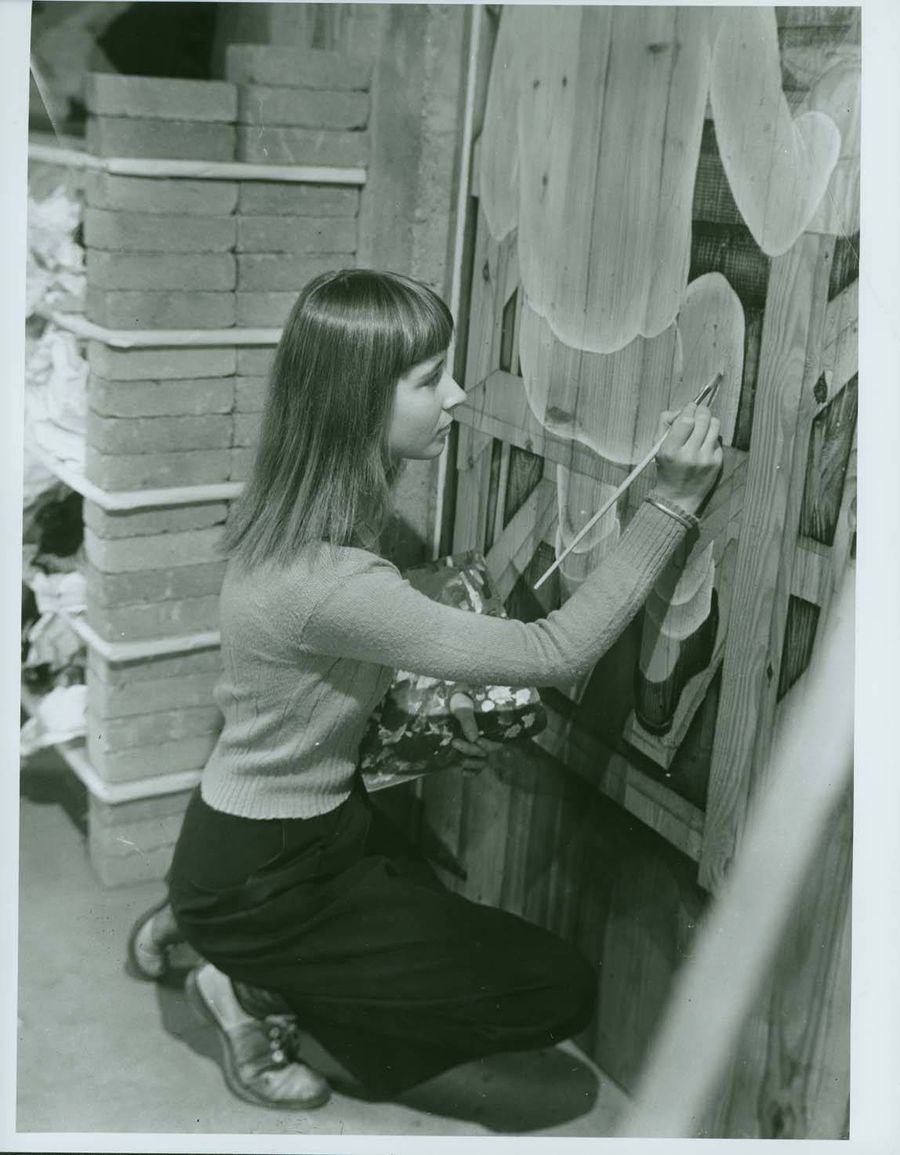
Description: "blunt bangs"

(224, 269), (455, 566)
(388, 276), (455, 372)
(301, 269), (454, 387)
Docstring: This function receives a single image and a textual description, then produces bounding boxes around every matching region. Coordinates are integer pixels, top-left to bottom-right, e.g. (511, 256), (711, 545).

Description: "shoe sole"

(183, 969), (331, 1112)
(126, 896), (173, 982)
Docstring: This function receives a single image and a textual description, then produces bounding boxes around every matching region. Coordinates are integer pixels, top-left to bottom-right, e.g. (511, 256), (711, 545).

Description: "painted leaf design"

(554, 465), (621, 598)
(803, 50), (860, 237)
(481, 8), (711, 352)
(518, 297), (682, 467)
(517, 7), (711, 352)
(644, 543), (717, 642)
(709, 6), (841, 256)
(518, 272), (743, 467)
(478, 6), (524, 242)
(673, 272), (745, 447)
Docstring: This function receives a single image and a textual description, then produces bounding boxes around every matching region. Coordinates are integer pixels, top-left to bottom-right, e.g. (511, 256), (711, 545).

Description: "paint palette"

(359, 551), (547, 778)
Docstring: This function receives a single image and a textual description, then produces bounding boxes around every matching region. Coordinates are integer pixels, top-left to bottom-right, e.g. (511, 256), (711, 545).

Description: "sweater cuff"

(615, 499), (693, 574)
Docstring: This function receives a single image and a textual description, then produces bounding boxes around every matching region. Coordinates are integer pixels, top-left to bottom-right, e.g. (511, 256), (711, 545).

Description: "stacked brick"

(85, 73), (238, 161)
(230, 345), (274, 481)
(226, 45), (371, 166)
(226, 46), (369, 325)
(74, 63), (367, 883)
(235, 183), (360, 326)
(88, 786), (197, 888)
(82, 485), (229, 885)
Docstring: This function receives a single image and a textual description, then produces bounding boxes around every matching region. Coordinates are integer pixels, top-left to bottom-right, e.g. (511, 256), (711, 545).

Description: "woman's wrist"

(644, 489), (702, 531)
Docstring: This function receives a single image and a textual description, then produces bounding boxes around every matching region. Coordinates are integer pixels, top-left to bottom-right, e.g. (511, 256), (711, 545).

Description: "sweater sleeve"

(302, 501), (689, 691)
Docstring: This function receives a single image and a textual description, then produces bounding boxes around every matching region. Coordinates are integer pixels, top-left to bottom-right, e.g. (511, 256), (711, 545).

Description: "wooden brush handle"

(533, 371), (723, 591)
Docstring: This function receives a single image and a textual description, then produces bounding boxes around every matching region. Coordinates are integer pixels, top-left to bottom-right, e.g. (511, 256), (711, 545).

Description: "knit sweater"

(200, 500), (689, 819)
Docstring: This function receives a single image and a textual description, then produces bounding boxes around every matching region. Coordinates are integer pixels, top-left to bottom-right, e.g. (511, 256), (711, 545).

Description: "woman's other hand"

(448, 692), (504, 774)
(652, 402), (724, 516)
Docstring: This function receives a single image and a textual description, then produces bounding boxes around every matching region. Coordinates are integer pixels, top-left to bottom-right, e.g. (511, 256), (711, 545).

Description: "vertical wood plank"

(799, 375), (858, 545)
(452, 425), (494, 554)
(522, 774), (564, 931)
(418, 767), (467, 893)
(456, 762), (513, 909)
(497, 755), (539, 919)
(776, 596), (821, 701)
(701, 787), (851, 1138)
(700, 233), (835, 891)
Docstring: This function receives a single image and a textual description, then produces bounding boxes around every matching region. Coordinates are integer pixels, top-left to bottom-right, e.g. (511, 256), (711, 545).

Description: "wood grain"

(456, 762), (514, 908)
(799, 375), (858, 546)
(701, 787), (851, 1138)
(776, 596), (821, 701)
(458, 370), (629, 489)
(482, 437), (504, 554)
(701, 234), (835, 891)
(828, 233), (859, 300)
(477, 5), (521, 242)
(503, 444), (545, 528)
(791, 538), (831, 607)
(803, 50), (860, 237)
(536, 710), (705, 862)
(486, 477), (558, 602)
(733, 307), (765, 452)
(452, 424), (494, 554)
(518, 298), (681, 468)
(509, 7), (711, 352)
(709, 8), (841, 257)
(418, 767), (468, 893)
(819, 280), (858, 395)
(624, 450), (746, 769)
(619, 572), (853, 1136)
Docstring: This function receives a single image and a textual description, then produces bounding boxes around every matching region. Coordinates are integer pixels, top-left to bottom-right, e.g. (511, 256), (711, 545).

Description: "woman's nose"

(441, 373), (467, 410)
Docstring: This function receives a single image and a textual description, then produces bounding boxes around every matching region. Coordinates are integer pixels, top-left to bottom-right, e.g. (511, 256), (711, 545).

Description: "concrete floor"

(17, 755), (630, 1137)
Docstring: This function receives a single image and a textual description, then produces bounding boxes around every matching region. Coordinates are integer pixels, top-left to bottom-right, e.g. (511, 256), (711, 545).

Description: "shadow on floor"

(153, 964), (600, 1134)
(394, 1046), (600, 1133)
(19, 747), (88, 835)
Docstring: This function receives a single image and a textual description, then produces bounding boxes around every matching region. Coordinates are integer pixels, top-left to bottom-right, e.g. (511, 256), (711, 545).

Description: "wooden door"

(419, 5), (857, 1137)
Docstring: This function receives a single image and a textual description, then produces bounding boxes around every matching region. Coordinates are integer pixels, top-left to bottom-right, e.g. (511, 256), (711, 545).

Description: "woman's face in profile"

(387, 350), (466, 460)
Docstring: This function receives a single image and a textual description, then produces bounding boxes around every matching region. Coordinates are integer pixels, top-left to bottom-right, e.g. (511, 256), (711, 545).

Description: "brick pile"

(74, 63), (366, 884)
(85, 73), (238, 161)
(85, 343), (238, 490)
(83, 196), (238, 330)
(226, 46), (371, 166)
(234, 182), (360, 327)
(226, 47), (369, 326)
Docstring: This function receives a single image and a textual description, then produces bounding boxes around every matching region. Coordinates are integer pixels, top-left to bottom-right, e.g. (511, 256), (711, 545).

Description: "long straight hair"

(224, 269), (454, 568)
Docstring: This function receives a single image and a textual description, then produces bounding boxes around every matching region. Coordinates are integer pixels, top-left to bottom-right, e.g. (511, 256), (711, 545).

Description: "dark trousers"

(167, 776), (596, 1099)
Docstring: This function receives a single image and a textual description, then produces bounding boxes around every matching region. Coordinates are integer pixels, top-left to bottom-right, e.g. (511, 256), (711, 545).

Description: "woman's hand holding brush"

(651, 401), (724, 517)
(533, 376), (726, 591)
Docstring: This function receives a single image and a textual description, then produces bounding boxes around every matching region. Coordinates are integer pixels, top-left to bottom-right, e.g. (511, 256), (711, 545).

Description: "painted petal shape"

(479, 8), (523, 242)
(518, 7), (710, 353)
(555, 465), (620, 598)
(518, 272), (742, 466)
(519, 297), (682, 468)
(804, 51), (860, 237)
(514, 6), (584, 312)
(645, 545), (716, 641)
(672, 272), (745, 447)
(709, 6), (841, 256)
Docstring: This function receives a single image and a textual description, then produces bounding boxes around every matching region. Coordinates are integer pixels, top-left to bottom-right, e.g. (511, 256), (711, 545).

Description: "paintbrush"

(533, 370), (724, 591)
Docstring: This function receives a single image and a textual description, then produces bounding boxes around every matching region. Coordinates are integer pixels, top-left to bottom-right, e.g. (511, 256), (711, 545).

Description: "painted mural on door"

(459, 4), (859, 774)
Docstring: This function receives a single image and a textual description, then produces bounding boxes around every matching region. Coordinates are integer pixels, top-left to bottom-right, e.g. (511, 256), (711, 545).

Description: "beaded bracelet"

(645, 493), (701, 532)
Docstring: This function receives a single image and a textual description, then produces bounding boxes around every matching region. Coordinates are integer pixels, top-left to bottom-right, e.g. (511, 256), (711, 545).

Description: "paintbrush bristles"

(533, 371), (724, 591)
